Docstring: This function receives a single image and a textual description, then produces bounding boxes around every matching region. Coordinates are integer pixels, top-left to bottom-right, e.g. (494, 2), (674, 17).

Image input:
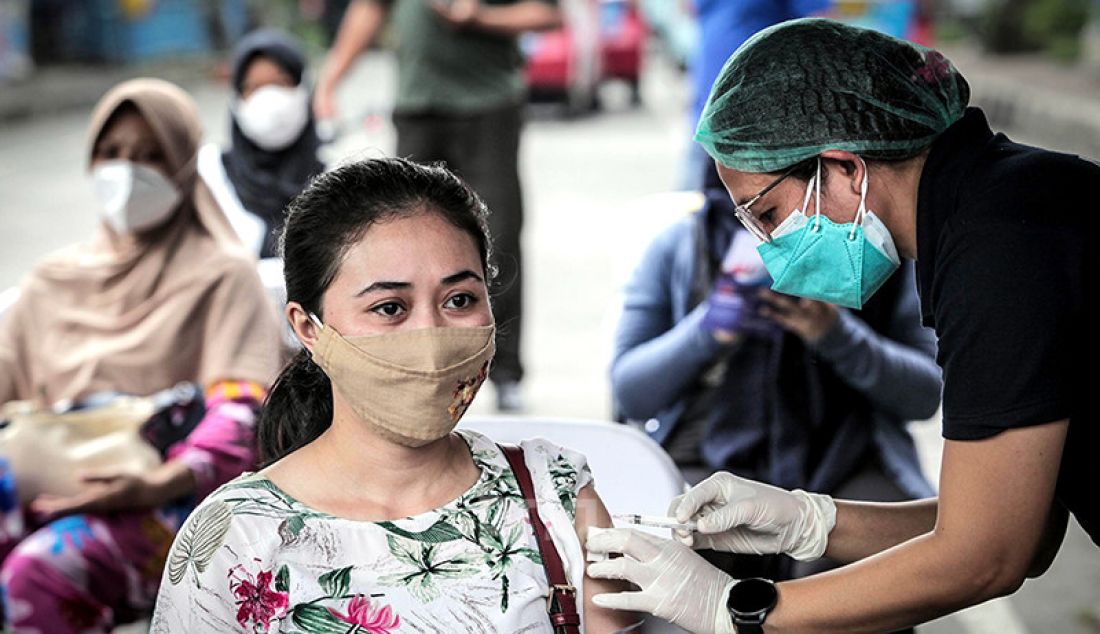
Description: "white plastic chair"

(458, 415), (689, 634)
(0, 287), (19, 323)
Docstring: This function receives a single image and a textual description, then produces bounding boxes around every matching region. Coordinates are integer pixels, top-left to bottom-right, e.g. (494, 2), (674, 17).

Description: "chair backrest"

(459, 415), (686, 524)
(0, 287), (19, 324)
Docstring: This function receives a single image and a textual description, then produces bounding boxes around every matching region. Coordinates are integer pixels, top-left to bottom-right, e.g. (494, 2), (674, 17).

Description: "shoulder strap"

(499, 443), (582, 634)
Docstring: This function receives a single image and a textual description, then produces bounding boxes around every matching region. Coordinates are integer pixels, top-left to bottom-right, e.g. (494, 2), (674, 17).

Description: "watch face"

(727, 578), (778, 615)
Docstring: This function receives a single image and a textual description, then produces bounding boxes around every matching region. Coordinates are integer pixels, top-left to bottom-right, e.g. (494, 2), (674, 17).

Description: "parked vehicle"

(599, 0), (647, 105)
(638, 0), (697, 71)
(523, 0), (603, 116)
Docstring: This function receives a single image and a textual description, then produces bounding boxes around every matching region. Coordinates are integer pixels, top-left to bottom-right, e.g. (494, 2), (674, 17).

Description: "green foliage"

(980, 0), (1093, 59)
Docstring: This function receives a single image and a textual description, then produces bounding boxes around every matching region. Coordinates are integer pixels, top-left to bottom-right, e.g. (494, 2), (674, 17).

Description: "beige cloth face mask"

(309, 315), (495, 447)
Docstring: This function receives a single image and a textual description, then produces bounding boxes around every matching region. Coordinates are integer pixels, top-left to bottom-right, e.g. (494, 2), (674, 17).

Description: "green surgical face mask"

(756, 158), (900, 309)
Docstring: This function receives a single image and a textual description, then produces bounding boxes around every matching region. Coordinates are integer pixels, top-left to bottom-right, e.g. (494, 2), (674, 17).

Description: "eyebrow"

(442, 270), (484, 285)
(355, 270), (484, 297)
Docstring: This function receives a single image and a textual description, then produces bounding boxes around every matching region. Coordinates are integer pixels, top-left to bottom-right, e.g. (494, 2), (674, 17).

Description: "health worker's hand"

(669, 472), (836, 561)
(587, 528), (737, 634)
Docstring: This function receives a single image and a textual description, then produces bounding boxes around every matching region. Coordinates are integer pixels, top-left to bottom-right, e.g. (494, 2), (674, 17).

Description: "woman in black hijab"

(201, 29), (324, 258)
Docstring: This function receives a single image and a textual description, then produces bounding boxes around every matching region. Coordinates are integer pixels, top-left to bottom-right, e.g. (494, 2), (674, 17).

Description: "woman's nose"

(407, 306), (446, 330)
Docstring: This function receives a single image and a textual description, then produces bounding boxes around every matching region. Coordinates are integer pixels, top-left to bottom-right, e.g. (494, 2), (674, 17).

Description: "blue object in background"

(0, 0), (33, 81)
(841, 0), (916, 39)
(0, 457), (18, 514)
(59, 0), (249, 63)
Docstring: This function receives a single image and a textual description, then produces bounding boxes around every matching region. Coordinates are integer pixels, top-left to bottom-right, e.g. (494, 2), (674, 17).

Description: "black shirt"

(916, 108), (1099, 546)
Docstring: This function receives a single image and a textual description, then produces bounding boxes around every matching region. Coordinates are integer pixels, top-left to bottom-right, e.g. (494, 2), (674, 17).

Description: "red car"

(523, 0), (647, 115)
(522, 0), (603, 115)
(599, 0), (646, 105)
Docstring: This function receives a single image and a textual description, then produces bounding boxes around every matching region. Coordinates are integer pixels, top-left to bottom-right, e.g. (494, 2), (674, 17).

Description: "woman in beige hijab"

(0, 78), (280, 633)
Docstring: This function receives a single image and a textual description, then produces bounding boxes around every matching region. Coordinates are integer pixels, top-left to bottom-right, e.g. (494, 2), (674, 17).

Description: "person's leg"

(446, 103), (526, 403)
(1, 511), (174, 633)
(393, 110), (447, 164)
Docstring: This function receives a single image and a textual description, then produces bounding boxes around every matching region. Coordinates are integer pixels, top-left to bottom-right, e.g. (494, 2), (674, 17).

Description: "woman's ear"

(819, 149), (865, 197)
(286, 302), (320, 353)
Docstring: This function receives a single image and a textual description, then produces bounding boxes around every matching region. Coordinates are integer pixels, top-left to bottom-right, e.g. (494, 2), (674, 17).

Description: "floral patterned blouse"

(151, 430), (594, 633)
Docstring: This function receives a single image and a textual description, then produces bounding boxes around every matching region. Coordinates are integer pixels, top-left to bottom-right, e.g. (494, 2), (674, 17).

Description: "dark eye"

(95, 144), (118, 160)
(142, 150), (165, 165)
(370, 302), (405, 318)
(759, 209), (776, 225)
(444, 293), (478, 310)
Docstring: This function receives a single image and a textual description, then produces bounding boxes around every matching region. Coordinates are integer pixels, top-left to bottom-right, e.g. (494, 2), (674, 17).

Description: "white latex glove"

(587, 527), (737, 634)
(669, 472), (837, 561)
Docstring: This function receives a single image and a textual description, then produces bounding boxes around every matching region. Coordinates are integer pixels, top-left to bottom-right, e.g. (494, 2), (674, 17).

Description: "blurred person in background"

(313, 0), (565, 412)
(199, 28), (325, 259)
(0, 79), (280, 633)
(681, 0), (830, 190)
(610, 157), (940, 601)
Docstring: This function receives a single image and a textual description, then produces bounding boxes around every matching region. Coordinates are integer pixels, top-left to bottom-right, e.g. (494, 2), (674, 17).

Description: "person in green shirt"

(314, 0), (562, 412)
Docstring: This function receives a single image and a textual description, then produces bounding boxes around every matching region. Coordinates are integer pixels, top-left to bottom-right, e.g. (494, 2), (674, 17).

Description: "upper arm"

(611, 226), (679, 363)
(936, 419), (1068, 594)
(199, 263), (281, 388)
(574, 485), (638, 633)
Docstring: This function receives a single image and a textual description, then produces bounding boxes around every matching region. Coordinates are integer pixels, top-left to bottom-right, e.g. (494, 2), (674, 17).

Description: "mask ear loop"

(797, 168), (816, 231)
(812, 158), (823, 232)
(849, 157), (870, 240)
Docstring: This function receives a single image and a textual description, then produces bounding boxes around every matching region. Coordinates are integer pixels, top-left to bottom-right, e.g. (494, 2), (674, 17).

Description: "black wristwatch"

(726, 577), (778, 634)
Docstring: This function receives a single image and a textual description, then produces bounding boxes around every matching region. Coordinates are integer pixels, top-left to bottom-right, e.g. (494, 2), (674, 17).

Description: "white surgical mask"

(233, 84), (310, 151)
(92, 160), (181, 234)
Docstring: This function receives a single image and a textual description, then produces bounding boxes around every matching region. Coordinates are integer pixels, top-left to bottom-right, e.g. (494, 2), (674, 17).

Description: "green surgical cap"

(696, 18), (970, 173)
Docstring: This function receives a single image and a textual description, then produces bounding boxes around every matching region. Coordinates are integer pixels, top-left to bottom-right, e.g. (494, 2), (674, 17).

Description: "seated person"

(199, 28), (325, 258)
(610, 158), (942, 583)
(0, 78), (281, 633)
(152, 158), (635, 633)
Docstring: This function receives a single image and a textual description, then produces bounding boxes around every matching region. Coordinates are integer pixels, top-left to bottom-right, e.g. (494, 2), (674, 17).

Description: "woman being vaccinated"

(153, 158), (635, 633)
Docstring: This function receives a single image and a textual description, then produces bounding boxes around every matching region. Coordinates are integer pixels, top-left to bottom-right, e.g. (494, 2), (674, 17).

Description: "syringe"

(612, 513), (697, 531)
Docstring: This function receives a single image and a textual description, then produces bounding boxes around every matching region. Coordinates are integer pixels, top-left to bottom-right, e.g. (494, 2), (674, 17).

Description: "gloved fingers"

(586, 527), (663, 561)
(592, 589), (654, 613)
(666, 492), (686, 518)
(687, 531), (720, 551)
(587, 557), (651, 585)
(671, 526), (694, 547)
(695, 499), (759, 534)
(671, 473), (730, 523)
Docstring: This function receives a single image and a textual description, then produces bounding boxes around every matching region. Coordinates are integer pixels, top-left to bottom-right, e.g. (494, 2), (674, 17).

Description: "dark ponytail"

(258, 157), (493, 465)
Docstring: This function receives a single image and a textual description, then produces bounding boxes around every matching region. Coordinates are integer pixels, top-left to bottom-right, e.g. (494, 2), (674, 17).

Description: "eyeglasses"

(732, 165), (799, 243)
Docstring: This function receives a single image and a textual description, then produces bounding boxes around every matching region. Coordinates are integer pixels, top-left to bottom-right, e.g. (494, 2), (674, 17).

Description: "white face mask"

(769, 174), (815, 239)
(233, 84), (310, 151)
(92, 160), (181, 234)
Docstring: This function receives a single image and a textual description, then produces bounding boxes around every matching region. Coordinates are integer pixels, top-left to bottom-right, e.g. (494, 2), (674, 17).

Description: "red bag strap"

(499, 444), (582, 634)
